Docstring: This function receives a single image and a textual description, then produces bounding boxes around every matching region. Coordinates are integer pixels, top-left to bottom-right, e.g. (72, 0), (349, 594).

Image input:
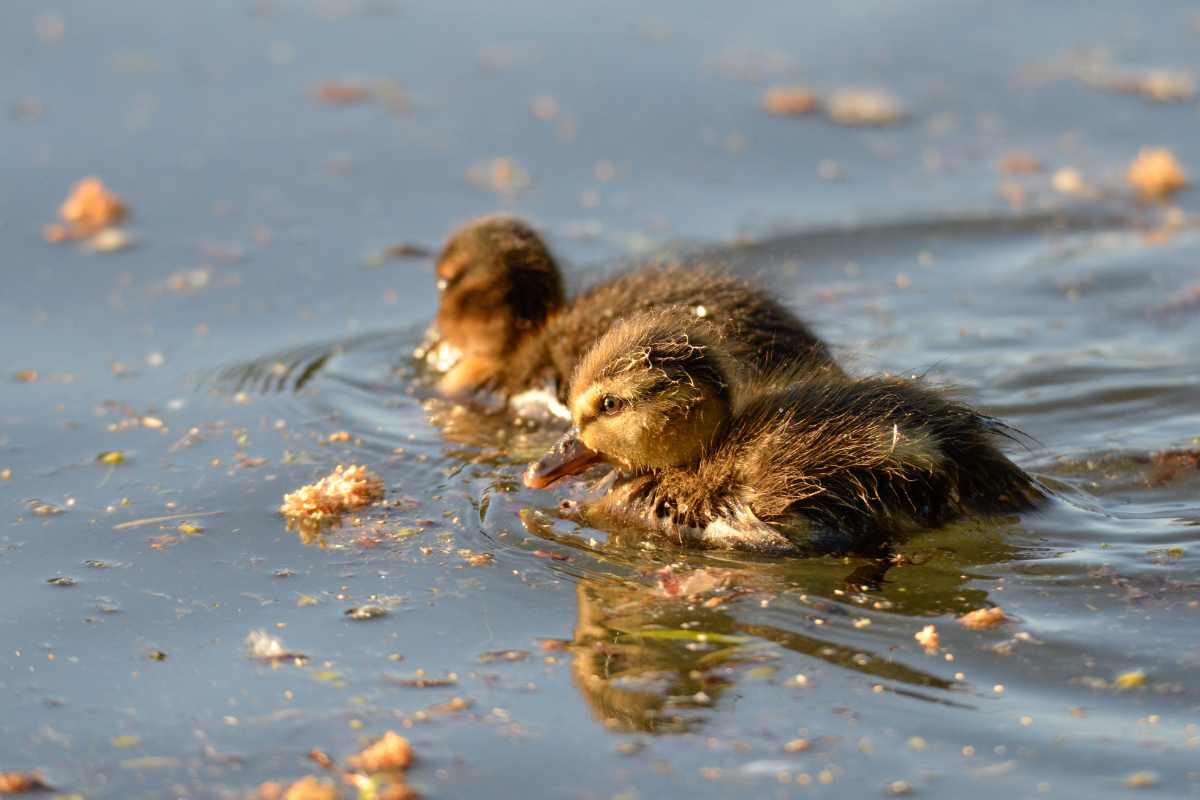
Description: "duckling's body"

(498, 263), (837, 406)
(424, 216), (838, 411)
(525, 311), (1042, 554)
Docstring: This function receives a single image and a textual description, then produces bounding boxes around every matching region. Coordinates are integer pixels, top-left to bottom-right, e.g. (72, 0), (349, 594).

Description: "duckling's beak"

(524, 428), (603, 489)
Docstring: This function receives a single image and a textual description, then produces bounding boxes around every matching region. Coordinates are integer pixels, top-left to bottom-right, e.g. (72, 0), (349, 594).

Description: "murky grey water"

(3, 1), (1199, 797)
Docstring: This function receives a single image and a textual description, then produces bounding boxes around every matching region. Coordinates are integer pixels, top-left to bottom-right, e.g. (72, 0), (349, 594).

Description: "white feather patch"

(700, 504), (798, 553)
(509, 386), (571, 421)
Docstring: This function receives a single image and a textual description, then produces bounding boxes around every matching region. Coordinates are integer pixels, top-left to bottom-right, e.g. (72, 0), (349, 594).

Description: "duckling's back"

(729, 376), (1043, 536)
(503, 264), (837, 401)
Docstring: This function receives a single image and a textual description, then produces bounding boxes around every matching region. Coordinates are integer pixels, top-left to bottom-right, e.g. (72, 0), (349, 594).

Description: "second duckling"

(524, 310), (1043, 553)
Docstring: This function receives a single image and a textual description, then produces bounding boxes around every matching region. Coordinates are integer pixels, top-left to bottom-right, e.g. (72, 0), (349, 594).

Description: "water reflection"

(514, 509), (1031, 734)
(562, 569), (969, 734)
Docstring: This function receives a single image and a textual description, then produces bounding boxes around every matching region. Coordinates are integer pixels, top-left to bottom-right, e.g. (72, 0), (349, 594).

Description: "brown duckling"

(421, 215), (838, 414)
(524, 310), (1043, 554)
(423, 214), (565, 391)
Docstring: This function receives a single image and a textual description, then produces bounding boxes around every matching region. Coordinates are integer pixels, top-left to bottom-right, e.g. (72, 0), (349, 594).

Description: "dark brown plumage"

(424, 215), (838, 408)
(525, 310), (1044, 554)
(428, 215), (565, 395)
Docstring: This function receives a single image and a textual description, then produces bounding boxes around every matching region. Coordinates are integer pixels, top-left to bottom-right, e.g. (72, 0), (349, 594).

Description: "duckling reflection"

(526, 309), (1043, 554)
(420, 215), (839, 414)
(559, 563), (973, 734)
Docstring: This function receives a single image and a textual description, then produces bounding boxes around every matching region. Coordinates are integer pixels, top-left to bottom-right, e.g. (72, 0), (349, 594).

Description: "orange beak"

(524, 428), (604, 489)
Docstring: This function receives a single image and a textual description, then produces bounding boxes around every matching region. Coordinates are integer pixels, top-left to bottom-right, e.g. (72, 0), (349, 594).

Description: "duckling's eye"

(601, 394), (623, 415)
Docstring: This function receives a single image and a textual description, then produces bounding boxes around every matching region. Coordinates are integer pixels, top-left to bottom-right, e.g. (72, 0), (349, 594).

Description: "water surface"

(2, 1), (1199, 797)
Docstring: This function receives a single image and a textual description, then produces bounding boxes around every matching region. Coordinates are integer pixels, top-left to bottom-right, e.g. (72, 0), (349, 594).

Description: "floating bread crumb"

(280, 464), (383, 520)
(998, 152), (1041, 174)
(0, 771), (51, 794)
(762, 84), (819, 116)
(914, 624), (939, 653)
(61, 177), (126, 228)
(1125, 771), (1159, 789)
(347, 730), (414, 772)
(826, 87), (908, 126)
(957, 607), (1009, 630)
(282, 776), (341, 800)
(1128, 147), (1188, 199)
(45, 177), (128, 243)
(1052, 167), (1092, 197)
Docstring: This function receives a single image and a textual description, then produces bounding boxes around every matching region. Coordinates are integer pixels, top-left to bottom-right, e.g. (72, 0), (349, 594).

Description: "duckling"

(424, 215), (565, 394)
(524, 310), (1042, 554)
(422, 215), (838, 413)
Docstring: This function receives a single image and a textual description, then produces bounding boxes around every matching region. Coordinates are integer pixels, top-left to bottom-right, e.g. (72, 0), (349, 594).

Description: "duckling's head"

(525, 311), (733, 488)
(433, 215), (565, 359)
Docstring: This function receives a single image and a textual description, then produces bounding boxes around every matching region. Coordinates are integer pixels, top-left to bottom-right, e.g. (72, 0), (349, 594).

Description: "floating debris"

(305, 744), (418, 800)
(1125, 771), (1159, 789)
(345, 605), (389, 621)
(1128, 148), (1188, 199)
(1070, 55), (1196, 104)
(311, 80), (371, 105)
(58, 177), (127, 226)
(253, 775), (341, 800)
(997, 152), (1041, 174)
(762, 84), (819, 117)
(82, 227), (136, 253)
(46, 576), (76, 587)
(914, 624), (939, 653)
(347, 730), (414, 772)
(826, 87), (908, 126)
(245, 629), (306, 663)
(465, 157), (532, 198)
(1104, 69), (1195, 103)
(97, 450), (127, 465)
(458, 550), (494, 566)
(280, 465), (384, 521)
(164, 267), (211, 294)
(1114, 669), (1147, 690)
(113, 510), (223, 530)
(383, 673), (458, 688)
(310, 79), (408, 112)
(29, 500), (64, 516)
(44, 177), (129, 244)
(365, 242), (432, 267)
(1026, 50), (1196, 103)
(957, 607), (1009, 630)
(478, 649), (529, 664)
(1051, 167), (1094, 198)
(0, 771), (52, 794)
